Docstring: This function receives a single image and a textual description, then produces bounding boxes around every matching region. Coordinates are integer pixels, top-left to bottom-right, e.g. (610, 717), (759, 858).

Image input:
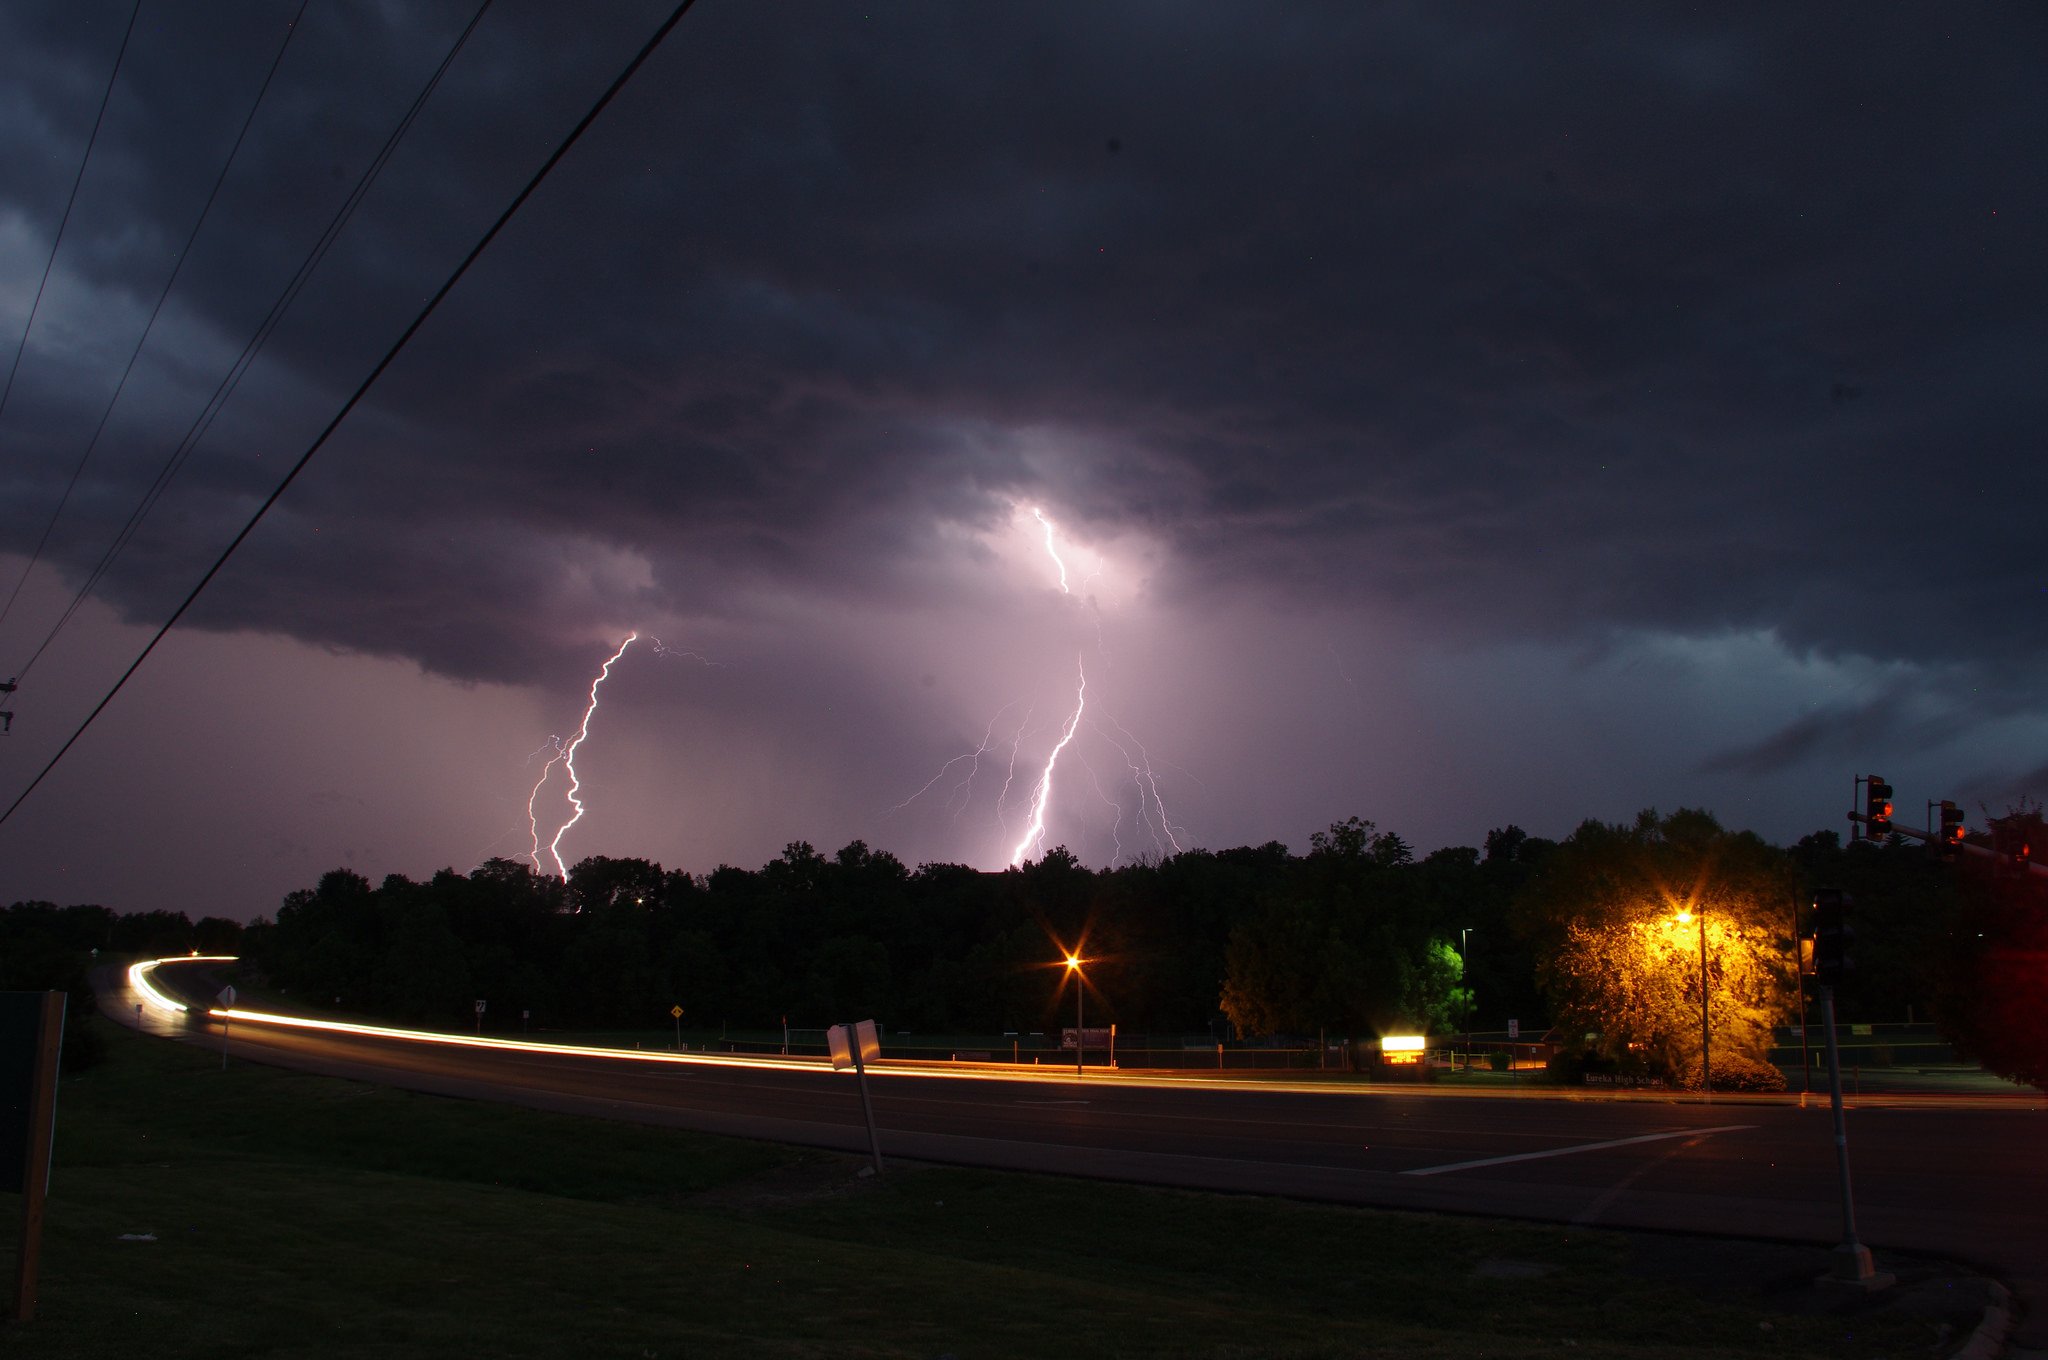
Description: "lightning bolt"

(524, 737), (570, 873)
(889, 700), (1021, 821)
(527, 632), (638, 879)
(1096, 712), (1185, 860)
(1083, 757), (1128, 866)
(993, 703), (1034, 834)
(890, 505), (1187, 869)
(1009, 655), (1086, 866)
(650, 637), (725, 666)
(1033, 506), (1070, 594)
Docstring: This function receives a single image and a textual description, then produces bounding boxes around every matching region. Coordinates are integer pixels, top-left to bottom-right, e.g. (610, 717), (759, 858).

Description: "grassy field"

(0, 1019), (1967, 1358)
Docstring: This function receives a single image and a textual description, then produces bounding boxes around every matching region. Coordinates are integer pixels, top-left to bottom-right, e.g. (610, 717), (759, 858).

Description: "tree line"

(235, 823), (1543, 1042)
(7, 805), (2042, 1087)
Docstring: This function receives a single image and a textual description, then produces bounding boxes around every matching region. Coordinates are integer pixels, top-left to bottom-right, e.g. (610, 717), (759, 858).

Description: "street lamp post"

(1458, 927), (1473, 1069)
(1066, 953), (1084, 1078)
(1677, 908), (1710, 1098)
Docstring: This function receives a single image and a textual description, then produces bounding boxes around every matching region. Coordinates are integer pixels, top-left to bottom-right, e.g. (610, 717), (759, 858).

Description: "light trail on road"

(116, 954), (2048, 1345)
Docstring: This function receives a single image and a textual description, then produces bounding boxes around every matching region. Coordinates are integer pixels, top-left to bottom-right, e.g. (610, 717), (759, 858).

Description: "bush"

(1676, 1052), (1786, 1092)
(1545, 1048), (1631, 1084)
(1487, 1051), (1509, 1073)
(1544, 1050), (1589, 1083)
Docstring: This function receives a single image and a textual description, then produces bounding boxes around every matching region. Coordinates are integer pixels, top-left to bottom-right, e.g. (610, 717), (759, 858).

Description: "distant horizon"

(5, 800), (1942, 924)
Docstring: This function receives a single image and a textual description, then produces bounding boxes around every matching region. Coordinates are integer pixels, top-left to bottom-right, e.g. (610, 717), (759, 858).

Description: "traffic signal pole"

(1848, 806), (2048, 878)
(1817, 984), (1887, 1285)
(1859, 774), (2031, 880)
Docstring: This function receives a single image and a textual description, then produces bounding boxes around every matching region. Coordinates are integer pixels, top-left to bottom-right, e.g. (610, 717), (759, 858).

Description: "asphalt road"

(111, 963), (2047, 1345)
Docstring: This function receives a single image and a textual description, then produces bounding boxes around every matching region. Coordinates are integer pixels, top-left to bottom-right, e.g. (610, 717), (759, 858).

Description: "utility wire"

(0, 0), (144, 437)
(0, 0), (699, 831)
(7, 0), (492, 688)
(0, 0), (311, 637)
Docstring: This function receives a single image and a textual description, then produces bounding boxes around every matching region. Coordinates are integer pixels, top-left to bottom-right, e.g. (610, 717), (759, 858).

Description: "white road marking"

(1573, 1133), (1710, 1224)
(1401, 1124), (1755, 1177)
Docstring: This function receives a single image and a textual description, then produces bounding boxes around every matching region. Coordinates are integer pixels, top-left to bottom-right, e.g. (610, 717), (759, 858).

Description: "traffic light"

(1810, 888), (1854, 986)
(1938, 801), (1965, 861)
(1863, 776), (1893, 840)
(1988, 819), (2032, 870)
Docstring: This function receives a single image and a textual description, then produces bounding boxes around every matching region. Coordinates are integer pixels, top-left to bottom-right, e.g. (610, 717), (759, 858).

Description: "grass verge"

(0, 1019), (1968, 1358)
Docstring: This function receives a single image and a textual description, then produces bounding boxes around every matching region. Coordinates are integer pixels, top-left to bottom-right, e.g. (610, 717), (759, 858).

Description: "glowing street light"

(1676, 907), (1709, 1097)
(1065, 952), (1085, 1078)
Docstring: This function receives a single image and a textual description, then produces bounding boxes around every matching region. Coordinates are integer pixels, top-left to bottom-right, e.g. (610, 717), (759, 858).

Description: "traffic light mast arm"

(1846, 810), (2048, 880)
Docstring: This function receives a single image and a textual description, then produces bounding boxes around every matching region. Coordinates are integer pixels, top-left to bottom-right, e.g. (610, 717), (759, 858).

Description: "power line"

(0, 0), (700, 832)
(0, 0), (311, 637)
(5, 0), (493, 689)
(0, 0), (143, 436)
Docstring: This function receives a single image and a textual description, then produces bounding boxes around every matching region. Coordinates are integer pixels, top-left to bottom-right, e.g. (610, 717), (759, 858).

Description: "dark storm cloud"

(3, 2), (2044, 693)
(1961, 760), (2048, 822)
(1697, 684), (1993, 778)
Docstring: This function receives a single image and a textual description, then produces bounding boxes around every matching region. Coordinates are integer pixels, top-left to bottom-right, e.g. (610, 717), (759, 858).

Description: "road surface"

(110, 959), (2047, 1345)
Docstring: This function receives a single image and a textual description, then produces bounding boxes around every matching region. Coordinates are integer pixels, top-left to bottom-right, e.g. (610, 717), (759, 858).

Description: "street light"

(1065, 952), (1084, 1078)
(1676, 907), (1709, 1097)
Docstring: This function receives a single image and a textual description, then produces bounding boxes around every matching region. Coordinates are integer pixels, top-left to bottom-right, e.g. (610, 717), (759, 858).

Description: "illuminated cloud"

(0, 5), (2041, 910)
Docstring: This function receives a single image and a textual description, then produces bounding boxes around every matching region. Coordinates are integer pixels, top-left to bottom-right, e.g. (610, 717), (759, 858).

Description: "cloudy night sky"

(0, 2), (2041, 920)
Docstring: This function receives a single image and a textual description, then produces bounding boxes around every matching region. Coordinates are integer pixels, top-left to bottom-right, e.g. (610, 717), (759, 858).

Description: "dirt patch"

(1616, 1229), (1992, 1347)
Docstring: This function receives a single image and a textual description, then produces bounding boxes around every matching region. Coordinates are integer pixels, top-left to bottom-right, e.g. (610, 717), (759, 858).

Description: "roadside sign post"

(827, 1020), (885, 1177)
(474, 999), (485, 1035)
(4, 991), (65, 1324)
(670, 1005), (683, 1051)
(217, 986), (236, 1070)
(1507, 1019), (1518, 1088)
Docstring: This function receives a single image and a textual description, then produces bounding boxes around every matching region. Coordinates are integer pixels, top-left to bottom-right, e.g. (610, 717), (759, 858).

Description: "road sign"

(670, 1005), (683, 1019)
(827, 1021), (883, 1069)
(474, 1000), (486, 1014)
(826, 1020), (886, 1178)
(218, 985), (236, 1007)
(1507, 1019), (1519, 1039)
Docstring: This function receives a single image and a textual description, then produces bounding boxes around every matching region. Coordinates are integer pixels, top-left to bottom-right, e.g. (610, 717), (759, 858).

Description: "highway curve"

(109, 958), (2048, 1346)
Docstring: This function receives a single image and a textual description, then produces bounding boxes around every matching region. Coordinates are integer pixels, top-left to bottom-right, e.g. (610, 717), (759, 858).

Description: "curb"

(1952, 1282), (2013, 1360)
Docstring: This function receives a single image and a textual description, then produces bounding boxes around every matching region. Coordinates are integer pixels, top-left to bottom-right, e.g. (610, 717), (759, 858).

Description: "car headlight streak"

(128, 955), (237, 1014)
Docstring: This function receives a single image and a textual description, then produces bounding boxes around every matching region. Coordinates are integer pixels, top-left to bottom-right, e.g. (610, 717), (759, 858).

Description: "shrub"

(1544, 1049), (1609, 1084)
(1676, 1052), (1786, 1092)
